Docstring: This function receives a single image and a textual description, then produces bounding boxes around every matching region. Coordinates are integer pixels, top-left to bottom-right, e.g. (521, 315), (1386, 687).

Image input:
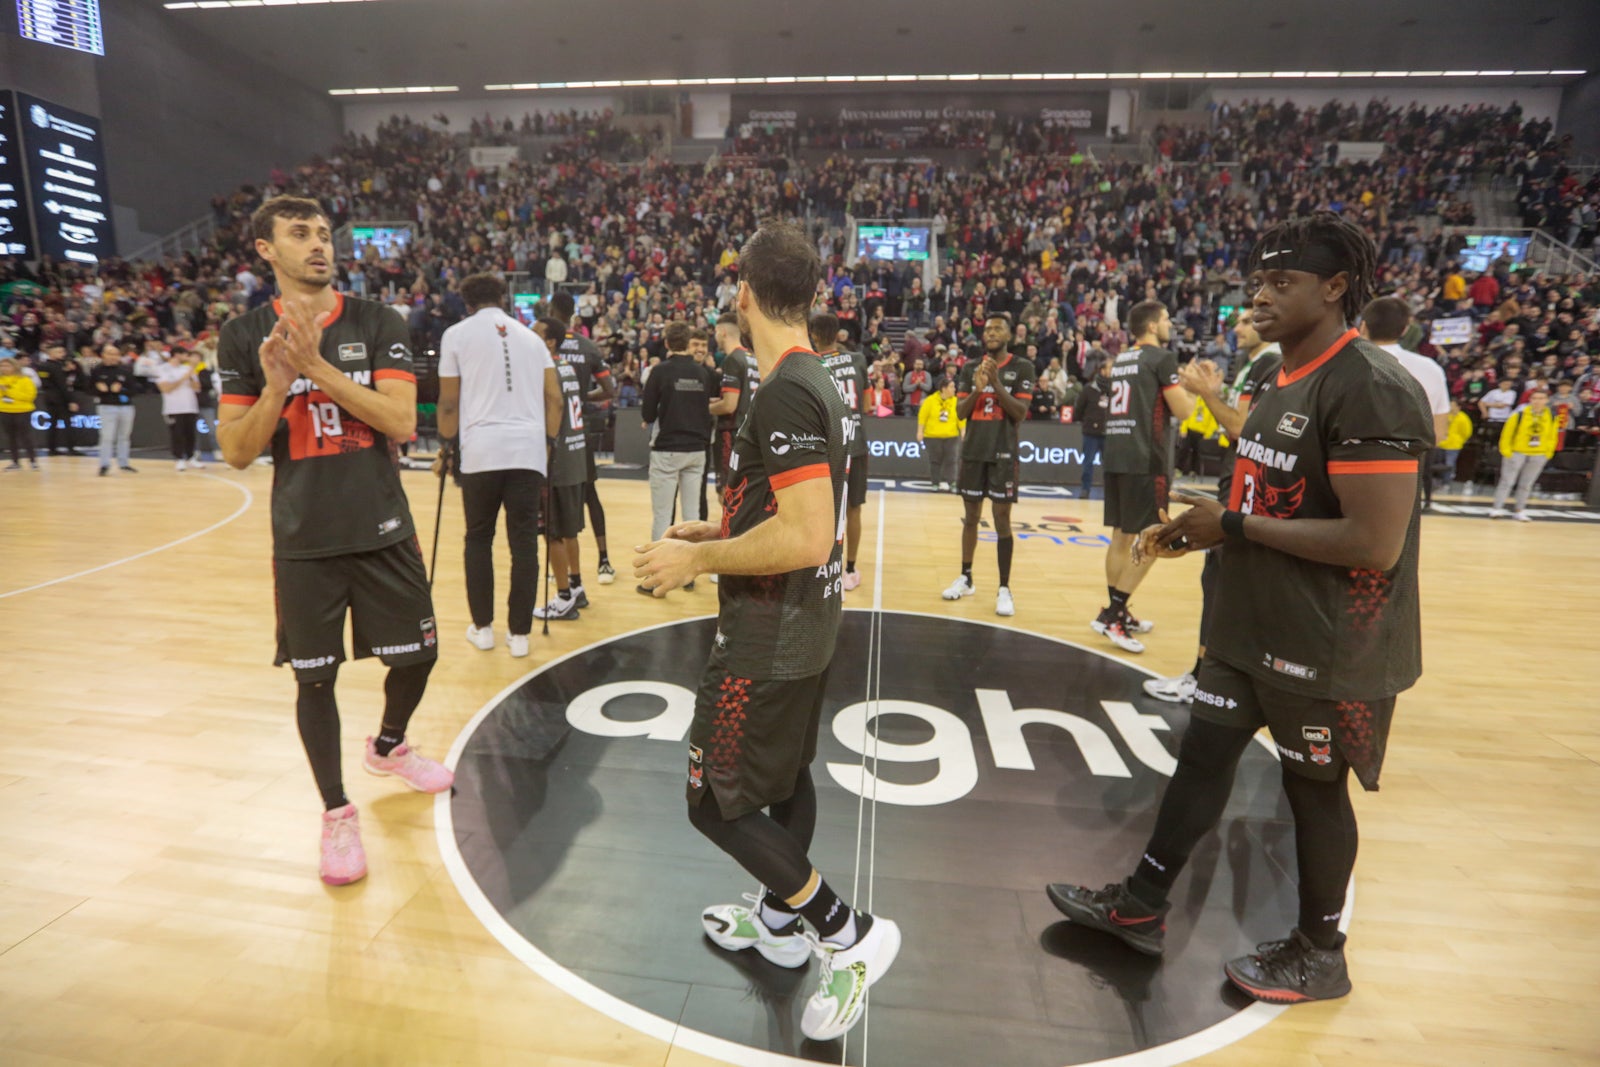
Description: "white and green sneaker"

(700, 893), (812, 969)
(800, 915), (902, 1042)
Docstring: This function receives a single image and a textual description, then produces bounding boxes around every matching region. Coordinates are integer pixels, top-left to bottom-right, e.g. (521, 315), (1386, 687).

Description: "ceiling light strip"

(322, 69), (1586, 97)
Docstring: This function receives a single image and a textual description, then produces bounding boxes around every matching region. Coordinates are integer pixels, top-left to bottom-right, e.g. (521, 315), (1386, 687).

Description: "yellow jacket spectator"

(1498, 403), (1557, 459)
(0, 356), (39, 469)
(1443, 271), (1467, 302)
(917, 379), (963, 490)
(917, 390), (964, 439)
(1491, 389), (1555, 520)
(1439, 408), (1473, 451)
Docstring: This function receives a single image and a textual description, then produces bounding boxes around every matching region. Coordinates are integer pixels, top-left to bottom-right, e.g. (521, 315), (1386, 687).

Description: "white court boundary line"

(433, 605), (1352, 1067)
(0, 472), (255, 600)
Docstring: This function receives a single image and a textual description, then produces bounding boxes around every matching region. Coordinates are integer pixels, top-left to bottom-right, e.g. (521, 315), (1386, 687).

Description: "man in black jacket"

(641, 320), (711, 593)
(36, 345), (83, 455)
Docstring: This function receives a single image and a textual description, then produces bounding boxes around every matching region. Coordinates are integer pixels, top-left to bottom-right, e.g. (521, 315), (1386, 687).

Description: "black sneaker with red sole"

(1224, 928), (1352, 1003)
(1046, 881), (1168, 956)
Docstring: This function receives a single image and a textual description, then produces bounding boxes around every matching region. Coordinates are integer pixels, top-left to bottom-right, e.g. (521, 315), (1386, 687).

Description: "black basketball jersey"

(718, 347), (761, 431)
(1103, 344), (1180, 475)
(956, 353), (1036, 462)
(717, 347), (850, 680)
(548, 361), (588, 487)
(218, 293), (417, 560)
(820, 348), (870, 457)
(1208, 331), (1433, 700)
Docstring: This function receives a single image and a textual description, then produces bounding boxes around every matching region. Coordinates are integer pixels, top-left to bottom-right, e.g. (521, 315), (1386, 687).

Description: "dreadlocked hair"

(1250, 212), (1376, 326)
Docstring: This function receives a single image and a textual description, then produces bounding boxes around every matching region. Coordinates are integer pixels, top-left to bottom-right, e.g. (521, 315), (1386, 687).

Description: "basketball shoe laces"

(326, 814), (360, 860)
(1246, 935), (1314, 984)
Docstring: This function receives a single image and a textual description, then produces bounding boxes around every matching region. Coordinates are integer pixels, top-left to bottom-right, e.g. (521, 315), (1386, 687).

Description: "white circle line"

(433, 611), (1335, 1067)
(0, 471), (255, 600)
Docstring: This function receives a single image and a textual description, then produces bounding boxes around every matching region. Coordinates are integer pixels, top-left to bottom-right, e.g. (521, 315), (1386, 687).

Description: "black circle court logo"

(439, 612), (1304, 1067)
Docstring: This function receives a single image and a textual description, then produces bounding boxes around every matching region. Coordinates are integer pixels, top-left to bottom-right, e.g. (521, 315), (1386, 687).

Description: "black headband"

(1251, 242), (1348, 278)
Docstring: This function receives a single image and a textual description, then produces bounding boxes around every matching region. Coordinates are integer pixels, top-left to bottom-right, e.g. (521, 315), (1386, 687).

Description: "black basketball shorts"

(544, 482), (587, 540)
(273, 539), (438, 683)
(956, 455), (1019, 503)
(1103, 471), (1169, 534)
(686, 652), (830, 820)
(847, 452), (870, 508)
(1189, 655), (1396, 792)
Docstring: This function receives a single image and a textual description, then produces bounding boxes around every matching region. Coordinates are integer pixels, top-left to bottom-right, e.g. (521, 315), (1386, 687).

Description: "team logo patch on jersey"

(1303, 726), (1331, 743)
(1276, 412), (1309, 438)
(688, 745), (703, 764)
(768, 431), (791, 455)
(1309, 743), (1334, 765)
(378, 516), (403, 535)
(421, 617), (438, 647)
(337, 343), (367, 363)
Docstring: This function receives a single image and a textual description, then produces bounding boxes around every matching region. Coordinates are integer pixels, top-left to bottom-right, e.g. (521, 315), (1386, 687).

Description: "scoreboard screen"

(856, 225), (932, 262)
(16, 92), (116, 264)
(0, 95), (36, 259)
(17, 0), (106, 56)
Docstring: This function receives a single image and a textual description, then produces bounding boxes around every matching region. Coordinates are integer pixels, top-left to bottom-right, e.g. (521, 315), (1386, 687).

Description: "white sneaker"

(995, 586), (1015, 616)
(701, 893), (811, 969)
(596, 560), (616, 585)
(534, 594), (581, 621)
(801, 916), (902, 1042)
(1143, 673), (1196, 703)
(1488, 508), (1510, 519)
(1513, 511), (1533, 523)
(466, 624), (495, 651)
(842, 569), (862, 592)
(941, 575), (975, 600)
(175, 459), (187, 472)
(1103, 618), (1146, 654)
(709, 573), (719, 584)
(507, 633), (530, 658)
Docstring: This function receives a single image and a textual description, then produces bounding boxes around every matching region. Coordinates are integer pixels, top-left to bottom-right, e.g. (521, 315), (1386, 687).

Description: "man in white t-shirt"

(436, 273), (562, 659)
(1362, 297), (1448, 506)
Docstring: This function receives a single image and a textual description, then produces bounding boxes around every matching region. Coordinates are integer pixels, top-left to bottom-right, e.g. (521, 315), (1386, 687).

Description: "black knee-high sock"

(1129, 717), (1256, 906)
(1283, 766), (1358, 949)
(375, 659), (436, 755)
(996, 535), (1014, 587)
(297, 680), (347, 810)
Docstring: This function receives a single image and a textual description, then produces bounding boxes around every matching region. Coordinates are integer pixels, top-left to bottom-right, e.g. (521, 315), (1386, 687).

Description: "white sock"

(758, 898), (798, 931)
(822, 909), (859, 948)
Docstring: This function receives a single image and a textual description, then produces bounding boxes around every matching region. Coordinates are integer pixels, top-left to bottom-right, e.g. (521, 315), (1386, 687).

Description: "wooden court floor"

(1, 457), (1597, 1066)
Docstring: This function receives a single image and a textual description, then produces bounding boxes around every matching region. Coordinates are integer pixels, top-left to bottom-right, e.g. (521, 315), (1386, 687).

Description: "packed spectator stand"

(3, 98), (1597, 492)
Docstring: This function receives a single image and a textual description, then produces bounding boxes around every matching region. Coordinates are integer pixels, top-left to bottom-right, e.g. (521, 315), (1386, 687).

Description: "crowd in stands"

(2, 96), (1597, 487)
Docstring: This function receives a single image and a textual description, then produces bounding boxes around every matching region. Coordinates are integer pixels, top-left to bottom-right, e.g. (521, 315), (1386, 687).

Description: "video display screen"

(512, 292), (543, 325)
(0, 94), (36, 259)
(350, 224), (413, 260)
(1459, 235), (1531, 273)
(15, 91), (115, 264)
(17, 0), (105, 56)
(856, 225), (932, 262)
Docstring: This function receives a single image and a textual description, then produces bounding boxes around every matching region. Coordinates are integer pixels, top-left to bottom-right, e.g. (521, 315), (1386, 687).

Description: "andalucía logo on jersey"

(439, 613), (1299, 1067)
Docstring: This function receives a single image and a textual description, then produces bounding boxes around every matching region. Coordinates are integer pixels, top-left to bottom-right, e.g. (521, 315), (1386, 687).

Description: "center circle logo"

(438, 611), (1303, 1066)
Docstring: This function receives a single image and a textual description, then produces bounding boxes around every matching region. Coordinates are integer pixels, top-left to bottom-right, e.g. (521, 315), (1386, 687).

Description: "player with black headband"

(1048, 213), (1432, 1005)
(942, 312), (1035, 616)
(548, 292), (617, 587)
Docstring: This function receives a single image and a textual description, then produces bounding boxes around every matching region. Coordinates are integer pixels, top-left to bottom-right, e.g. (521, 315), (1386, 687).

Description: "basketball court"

(1, 459), (1596, 1065)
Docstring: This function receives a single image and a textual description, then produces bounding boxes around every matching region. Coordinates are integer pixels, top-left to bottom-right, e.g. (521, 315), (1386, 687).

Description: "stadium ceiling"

(153, 0), (1597, 97)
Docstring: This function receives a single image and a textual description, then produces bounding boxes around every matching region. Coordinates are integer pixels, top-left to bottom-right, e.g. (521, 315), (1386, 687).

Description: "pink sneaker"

(363, 737), (455, 793)
(320, 804), (367, 885)
(842, 569), (863, 592)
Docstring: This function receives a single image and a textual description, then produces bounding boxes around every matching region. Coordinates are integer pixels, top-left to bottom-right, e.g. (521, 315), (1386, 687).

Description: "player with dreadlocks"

(1045, 213), (1434, 1004)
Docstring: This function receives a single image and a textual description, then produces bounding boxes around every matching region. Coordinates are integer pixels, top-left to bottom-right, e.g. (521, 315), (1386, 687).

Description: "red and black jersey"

(1103, 344), (1181, 475)
(1215, 348), (1283, 503)
(956, 353), (1036, 462)
(821, 348), (870, 459)
(717, 347), (850, 681)
(218, 293), (417, 560)
(1209, 331), (1433, 700)
(717, 347), (761, 432)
